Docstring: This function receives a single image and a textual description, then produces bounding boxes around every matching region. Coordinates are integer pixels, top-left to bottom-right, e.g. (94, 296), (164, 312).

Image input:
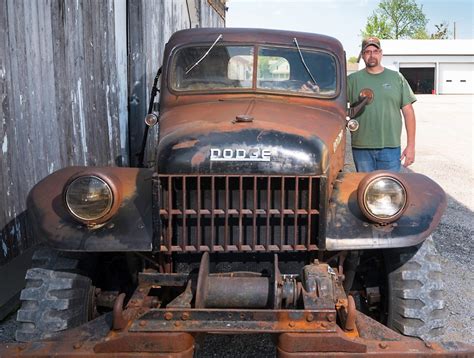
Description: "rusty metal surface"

(156, 99), (344, 175)
(156, 27), (347, 186)
(344, 295), (357, 332)
(159, 174), (321, 253)
(2, 311), (472, 357)
(94, 332), (194, 355)
(160, 28), (346, 110)
(27, 166), (154, 251)
(128, 308), (337, 333)
(0, 333), (195, 357)
(278, 332), (474, 357)
(325, 172), (447, 250)
(277, 313), (474, 356)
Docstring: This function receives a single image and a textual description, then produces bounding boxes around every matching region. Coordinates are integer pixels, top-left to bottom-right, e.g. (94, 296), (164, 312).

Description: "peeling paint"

(77, 78), (88, 163)
(2, 135), (7, 154)
(106, 85), (114, 160)
(173, 139), (199, 150)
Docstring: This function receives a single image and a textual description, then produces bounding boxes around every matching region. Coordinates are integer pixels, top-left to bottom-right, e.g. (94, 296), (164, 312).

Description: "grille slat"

(197, 176), (201, 251)
(159, 175), (320, 252)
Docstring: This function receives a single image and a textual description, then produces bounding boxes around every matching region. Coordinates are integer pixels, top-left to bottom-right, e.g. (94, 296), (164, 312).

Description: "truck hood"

(156, 99), (345, 175)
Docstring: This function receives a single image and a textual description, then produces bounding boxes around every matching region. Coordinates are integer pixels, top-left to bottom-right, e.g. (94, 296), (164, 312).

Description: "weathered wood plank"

(0, 0), (224, 268)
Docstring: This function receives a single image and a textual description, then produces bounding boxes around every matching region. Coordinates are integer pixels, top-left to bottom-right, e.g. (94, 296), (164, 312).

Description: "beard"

(365, 58), (379, 68)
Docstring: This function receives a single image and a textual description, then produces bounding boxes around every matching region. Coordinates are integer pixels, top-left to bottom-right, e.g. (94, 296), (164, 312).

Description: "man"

(347, 37), (417, 172)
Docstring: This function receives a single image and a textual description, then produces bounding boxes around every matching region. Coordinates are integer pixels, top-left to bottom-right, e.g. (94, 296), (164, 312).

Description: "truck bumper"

(1, 310), (472, 357)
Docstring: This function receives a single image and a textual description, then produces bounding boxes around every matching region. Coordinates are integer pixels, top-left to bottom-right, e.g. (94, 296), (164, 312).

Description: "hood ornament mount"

(233, 114), (254, 123)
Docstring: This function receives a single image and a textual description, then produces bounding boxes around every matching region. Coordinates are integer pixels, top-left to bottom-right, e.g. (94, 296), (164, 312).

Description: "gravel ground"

(408, 95), (474, 345)
(0, 95), (472, 356)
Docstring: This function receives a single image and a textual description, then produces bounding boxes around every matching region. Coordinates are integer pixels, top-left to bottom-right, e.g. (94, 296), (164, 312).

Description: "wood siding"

(0, 0), (224, 265)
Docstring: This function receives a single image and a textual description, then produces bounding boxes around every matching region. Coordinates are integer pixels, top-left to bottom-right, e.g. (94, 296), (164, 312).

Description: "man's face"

(362, 45), (382, 68)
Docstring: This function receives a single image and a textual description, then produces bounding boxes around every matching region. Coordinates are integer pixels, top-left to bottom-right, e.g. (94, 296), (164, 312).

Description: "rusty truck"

(1, 28), (472, 357)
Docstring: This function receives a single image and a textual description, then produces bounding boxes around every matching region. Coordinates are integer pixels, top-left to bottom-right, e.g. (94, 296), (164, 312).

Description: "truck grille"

(158, 175), (320, 252)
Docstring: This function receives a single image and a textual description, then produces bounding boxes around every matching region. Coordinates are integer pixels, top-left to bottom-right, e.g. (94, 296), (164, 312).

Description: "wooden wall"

(0, 0), (224, 265)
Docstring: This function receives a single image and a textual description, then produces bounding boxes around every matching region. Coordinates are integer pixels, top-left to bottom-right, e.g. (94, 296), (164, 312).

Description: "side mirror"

(347, 88), (374, 119)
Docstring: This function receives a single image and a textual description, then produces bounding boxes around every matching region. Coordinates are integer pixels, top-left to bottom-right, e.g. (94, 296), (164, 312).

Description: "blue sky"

(226, 0), (474, 58)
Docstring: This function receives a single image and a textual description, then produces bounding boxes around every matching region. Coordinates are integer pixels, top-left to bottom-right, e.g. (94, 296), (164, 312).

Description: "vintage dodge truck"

(1, 28), (472, 357)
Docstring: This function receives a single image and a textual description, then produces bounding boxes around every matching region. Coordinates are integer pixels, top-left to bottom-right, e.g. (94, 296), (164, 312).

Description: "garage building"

(360, 39), (474, 95)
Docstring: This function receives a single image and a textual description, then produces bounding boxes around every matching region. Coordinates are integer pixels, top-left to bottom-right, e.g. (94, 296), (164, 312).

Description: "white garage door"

(438, 63), (474, 94)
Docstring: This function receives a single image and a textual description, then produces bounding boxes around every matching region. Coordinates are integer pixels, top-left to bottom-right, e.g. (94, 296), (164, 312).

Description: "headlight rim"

(357, 171), (408, 224)
(63, 172), (122, 225)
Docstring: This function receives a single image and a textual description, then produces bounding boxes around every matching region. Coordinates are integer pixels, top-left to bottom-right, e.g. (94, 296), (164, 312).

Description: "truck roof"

(166, 27), (344, 55)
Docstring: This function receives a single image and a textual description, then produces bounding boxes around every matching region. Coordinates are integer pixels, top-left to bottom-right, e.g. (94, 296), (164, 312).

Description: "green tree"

(361, 13), (392, 39)
(413, 28), (430, 39)
(348, 56), (359, 64)
(362, 0), (428, 39)
(431, 21), (450, 39)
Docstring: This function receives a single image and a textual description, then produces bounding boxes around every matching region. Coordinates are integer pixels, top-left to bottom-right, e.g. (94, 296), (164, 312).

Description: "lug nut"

(306, 314), (314, 322)
(164, 312), (173, 320)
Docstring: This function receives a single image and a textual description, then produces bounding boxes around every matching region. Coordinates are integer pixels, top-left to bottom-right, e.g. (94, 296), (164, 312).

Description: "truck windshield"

(171, 44), (337, 96)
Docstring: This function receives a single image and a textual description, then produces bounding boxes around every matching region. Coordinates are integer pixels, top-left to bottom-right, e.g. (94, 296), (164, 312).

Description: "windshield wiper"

(185, 34), (223, 75)
(293, 37), (318, 86)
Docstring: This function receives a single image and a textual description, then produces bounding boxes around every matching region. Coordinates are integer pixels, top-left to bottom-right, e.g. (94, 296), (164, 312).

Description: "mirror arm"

(347, 96), (369, 119)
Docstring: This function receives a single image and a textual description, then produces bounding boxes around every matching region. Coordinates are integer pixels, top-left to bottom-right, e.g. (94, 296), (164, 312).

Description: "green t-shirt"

(347, 68), (416, 148)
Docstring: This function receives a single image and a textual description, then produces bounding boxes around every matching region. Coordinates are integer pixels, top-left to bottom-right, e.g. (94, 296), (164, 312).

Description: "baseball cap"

(357, 36), (381, 62)
(361, 37), (381, 51)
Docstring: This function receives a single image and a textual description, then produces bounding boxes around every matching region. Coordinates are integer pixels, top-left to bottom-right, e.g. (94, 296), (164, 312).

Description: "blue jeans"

(352, 147), (401, 172)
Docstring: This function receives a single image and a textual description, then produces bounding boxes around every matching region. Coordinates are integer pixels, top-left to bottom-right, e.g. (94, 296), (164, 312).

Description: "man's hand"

(401, 145), (415, 167)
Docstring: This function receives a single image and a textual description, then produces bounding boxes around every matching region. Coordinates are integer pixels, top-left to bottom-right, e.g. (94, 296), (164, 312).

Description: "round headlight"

(358, 175), (407, 223)
(65, 176), (113, 223)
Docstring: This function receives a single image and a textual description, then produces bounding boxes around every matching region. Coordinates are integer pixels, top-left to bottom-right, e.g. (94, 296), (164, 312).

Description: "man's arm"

(401, 103), (416, 167)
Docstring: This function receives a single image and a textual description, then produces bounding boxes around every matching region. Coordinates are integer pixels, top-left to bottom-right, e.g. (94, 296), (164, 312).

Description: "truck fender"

(27, 166), (154, 251)
(325, 172), (446, 250)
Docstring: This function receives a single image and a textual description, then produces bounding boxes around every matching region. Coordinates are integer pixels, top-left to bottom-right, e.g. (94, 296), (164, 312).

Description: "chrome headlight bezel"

(357, 172), (408, 224)
(63, 174), (121, 225)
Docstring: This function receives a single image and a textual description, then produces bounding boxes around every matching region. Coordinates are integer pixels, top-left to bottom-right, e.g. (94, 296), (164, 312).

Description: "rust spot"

(172, 139), (199, 150)
(191, 151), (207, 166)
